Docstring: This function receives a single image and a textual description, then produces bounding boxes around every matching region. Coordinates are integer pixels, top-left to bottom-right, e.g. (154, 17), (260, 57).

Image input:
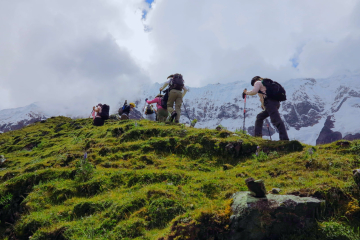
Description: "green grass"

(0, 116), (359, 239)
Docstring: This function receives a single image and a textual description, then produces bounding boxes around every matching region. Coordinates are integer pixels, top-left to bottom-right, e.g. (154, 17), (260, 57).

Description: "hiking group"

(92, 73), (188, 125)
(91, 74), (289, 141)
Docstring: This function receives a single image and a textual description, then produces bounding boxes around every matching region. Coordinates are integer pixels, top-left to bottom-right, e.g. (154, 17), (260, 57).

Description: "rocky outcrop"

(0, 116), (46, 133)
(228, 191), (324, 240)
(316, 116), (342, 145)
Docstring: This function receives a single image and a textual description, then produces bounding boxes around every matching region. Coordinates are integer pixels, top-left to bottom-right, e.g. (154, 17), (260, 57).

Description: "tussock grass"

(0, 116), (359, 239)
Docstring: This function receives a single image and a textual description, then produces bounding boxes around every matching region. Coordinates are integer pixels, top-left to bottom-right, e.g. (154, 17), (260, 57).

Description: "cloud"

(0, 0), (149, 113)
(144, 0), (360, 85)
(0, 0), (359, 113)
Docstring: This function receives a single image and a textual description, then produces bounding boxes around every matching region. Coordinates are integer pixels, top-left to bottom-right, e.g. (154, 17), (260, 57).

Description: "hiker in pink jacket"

(146, 94), (168, 122)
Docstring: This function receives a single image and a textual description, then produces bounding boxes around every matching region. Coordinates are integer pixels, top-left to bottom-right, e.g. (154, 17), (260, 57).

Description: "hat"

(129, 103), (136, 108)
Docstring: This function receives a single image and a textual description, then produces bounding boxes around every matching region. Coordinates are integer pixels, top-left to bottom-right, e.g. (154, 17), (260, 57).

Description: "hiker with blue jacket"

(243, 76), (289, 141)
(119, 102), (136, 120)
(159, 73), (188, 123)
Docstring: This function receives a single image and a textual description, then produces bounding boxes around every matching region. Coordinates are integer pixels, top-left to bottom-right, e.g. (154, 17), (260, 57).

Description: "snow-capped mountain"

(0, 103), (48, 133)
(0, 73), (359, 145)
(141, 72), (360, 145)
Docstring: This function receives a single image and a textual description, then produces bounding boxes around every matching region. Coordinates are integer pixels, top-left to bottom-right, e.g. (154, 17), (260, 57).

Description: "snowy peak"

(0, 103), (48, 133)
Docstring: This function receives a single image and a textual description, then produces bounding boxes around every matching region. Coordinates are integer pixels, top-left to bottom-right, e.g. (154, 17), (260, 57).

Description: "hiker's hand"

(159, 87), (163, 91)
(145, 98), (148, 101)
(261, 106), (265, 110)
(242, 92), (246, 99)
(93, 106), (95, 110)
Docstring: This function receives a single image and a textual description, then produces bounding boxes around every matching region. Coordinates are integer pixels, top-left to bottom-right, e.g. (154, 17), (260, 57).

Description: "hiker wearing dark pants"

(160, 74), (188, 123)
(244, 76), (289, 141)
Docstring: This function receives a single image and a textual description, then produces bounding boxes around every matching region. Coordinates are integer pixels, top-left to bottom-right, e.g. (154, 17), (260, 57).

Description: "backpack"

(145, 105), (154, 114)
(99, 104), (110, 120)
(261, 78), (287, 102)
(169, 74), (184, 90)
(118, 105), (126, 115)
(161, 89), (169, 109)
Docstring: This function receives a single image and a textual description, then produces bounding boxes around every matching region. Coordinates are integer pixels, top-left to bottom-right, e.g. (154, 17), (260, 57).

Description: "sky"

(0, 0), (359, 114)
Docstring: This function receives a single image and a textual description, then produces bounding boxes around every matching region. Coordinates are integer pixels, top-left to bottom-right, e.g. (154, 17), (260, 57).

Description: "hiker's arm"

(160, 81), (170, 91)
(245, 81), (261, 96)
(182, 86), (189, 97)
(146, 98), (158, 104)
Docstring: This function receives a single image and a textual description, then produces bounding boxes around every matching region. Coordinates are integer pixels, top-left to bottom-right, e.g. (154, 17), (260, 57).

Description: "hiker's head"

(167, 74), (174, 79)
(251, 76), (262, 86)
(129, 103), (136, 108)
(97, 103), (103, 107)
(156, 94), (163, 98)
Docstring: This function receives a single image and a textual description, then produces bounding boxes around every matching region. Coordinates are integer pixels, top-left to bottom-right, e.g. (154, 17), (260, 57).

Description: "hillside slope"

(0, 117), (360, 240)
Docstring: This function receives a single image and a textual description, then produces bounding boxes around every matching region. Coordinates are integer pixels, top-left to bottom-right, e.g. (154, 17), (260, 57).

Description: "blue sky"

(142, 0), (154, 19)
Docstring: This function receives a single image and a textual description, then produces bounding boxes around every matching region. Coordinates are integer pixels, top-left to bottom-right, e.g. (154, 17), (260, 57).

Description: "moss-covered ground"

(0, 116), (360, 239)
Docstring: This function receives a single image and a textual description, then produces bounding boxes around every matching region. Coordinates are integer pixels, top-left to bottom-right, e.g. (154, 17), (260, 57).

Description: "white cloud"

(0, 0), (359, 113)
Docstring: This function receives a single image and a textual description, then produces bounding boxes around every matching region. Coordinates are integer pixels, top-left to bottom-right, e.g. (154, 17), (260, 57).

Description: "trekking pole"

(89, 110), (94, 118)
(267, 123), (272, 141)
(243, 89), (247, 134)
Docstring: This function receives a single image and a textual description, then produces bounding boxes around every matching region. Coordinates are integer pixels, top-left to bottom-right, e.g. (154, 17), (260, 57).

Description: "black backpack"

(161, 89), (169, 109)
(261, 78), (287, 102)
(169, 74), (184, 90)
(145, 105), (154, 114)
(100, 104), (110, 120)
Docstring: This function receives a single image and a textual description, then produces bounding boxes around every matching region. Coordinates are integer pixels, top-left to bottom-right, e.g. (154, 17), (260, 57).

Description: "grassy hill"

(0, 117), (360, 240)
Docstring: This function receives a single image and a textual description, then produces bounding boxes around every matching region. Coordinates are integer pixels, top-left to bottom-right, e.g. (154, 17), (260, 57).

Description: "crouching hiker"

(146, 94), (168, 122)
(243, 76), (289, 141)
(119, 102), (136, 120)
(160, 73), (188, 123)
(93, 103), (110, 126)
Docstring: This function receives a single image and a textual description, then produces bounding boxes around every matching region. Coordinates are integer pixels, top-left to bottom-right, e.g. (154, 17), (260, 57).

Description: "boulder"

(353, 169), (360, 187)
(228, 191), (324, 240)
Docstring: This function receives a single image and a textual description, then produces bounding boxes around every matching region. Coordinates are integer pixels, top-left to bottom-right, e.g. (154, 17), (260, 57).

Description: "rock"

(336, 141), (350, 147)
(228, 191), (325, 240)
(245, 178), (266, 198)
(223, 164), (234, 170)
(271, 188), (281, 194)
(0, 155), (6, 166)
(353, 169), (360, 187)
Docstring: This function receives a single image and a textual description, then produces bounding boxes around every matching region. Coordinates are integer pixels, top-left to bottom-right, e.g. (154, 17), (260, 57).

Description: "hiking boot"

(169, 111), (177, 122)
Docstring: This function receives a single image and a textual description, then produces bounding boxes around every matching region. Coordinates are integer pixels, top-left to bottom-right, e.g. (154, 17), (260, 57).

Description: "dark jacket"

(122, 105), (131, 115)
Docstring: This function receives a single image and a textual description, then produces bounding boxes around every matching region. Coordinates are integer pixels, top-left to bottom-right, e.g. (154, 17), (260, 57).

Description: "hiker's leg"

(267, 99), (289, 140)
(158, 109), (168, 122)
(167, 90), (177, 117)
(255, 110), (269, 137)
(174, 91), (182, 122)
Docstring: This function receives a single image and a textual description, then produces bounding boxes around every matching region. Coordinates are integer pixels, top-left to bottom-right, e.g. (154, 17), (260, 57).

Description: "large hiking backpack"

(261, 78), (287, 102)
(99, 104), (110, 120)
(161, 89), (169, 109)
(145, 105), (154, 114)
(169, 74), (184, 90)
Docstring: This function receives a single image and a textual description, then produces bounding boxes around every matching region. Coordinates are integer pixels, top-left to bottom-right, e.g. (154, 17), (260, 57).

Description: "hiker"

(243, 76), (289, 140)
(159, 73), (188, 123)
(119, 102), (136, 120)
(144, 103), (156, 121)
(146, 94), (168, 122)
(92, 103), (110, 126)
